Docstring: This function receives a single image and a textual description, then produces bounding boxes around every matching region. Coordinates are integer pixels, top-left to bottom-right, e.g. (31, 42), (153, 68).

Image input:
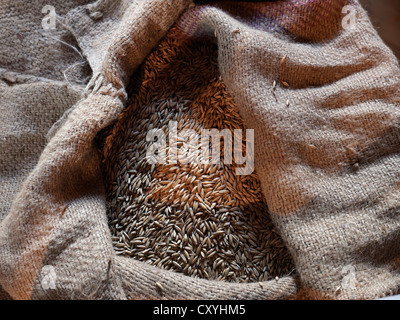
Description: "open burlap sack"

(0, 0), (399, 299)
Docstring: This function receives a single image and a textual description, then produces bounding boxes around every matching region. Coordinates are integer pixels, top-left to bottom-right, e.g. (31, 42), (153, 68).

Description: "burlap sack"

(0, 0), (399, 299)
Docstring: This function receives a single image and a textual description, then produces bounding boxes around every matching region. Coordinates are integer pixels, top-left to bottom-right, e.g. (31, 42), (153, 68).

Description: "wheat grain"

(281, 80), (290, 87)
(99, 29), (294, 283)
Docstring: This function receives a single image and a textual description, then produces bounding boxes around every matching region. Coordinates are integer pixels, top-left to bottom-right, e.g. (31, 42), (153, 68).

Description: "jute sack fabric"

(0, 0), (93, 222)
(0, 0), (399, 299)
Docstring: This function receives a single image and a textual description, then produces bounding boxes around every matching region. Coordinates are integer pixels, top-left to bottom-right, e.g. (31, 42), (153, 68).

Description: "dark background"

(360, 0), (400, 61)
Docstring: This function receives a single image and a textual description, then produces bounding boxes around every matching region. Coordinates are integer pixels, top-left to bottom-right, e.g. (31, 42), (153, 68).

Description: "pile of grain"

(99, 29), (295, 283)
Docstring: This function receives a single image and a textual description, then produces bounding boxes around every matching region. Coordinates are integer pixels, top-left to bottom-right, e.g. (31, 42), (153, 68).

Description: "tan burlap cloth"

(0, 0), (399, 299)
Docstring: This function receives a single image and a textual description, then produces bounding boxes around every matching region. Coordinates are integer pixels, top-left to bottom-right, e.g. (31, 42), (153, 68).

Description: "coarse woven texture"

(100, 31), (295, 283)
(0, 0), (94, 223)
(0, 80), (85, 221)
(0, 0), (92, 83)
(0, 0), (399, 300)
